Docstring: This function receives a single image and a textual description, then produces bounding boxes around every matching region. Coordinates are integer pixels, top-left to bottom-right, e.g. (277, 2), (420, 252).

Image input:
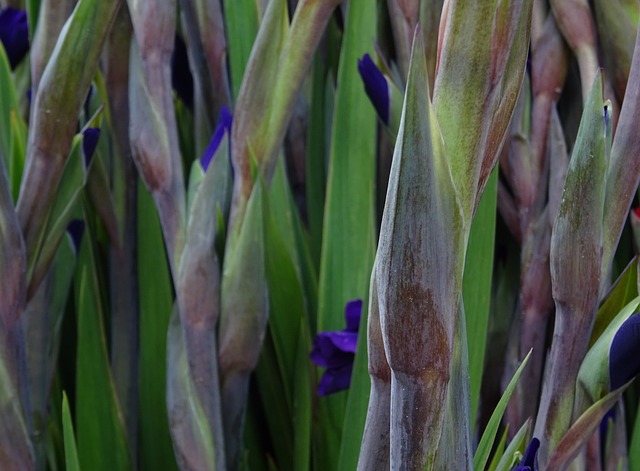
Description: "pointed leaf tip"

(357, 54), (390, 125)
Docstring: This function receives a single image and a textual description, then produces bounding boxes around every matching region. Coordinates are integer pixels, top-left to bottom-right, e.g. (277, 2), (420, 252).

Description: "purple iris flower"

(0, 8), (29, 69)
(357, 54), (390, 125)
(82, 128), (100, 168)
(310, 299), (362, 396)
(514, 437), (539, 471)
(200, 106), (232, 172)
(609, 313), (640, 391)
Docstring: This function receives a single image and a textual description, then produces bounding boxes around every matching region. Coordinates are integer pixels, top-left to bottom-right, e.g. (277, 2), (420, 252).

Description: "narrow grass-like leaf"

(494, 419), (532, 471)
(464, 168), (498, 430)
(137, 185), (178, 471)
(474, 350), (532, 471)
(293, 324), (313, 471)
(17, 0), (121, 264)
(487, 426), (508, 471)
(546, 384), (630, 470)
(223, 0), (260, 99)
(316, 0), (376, 466)
(0, 43), (19, 168)
(75, 203), (132, 471)
(61, 392), (80, 471)
(577, 296), (640, 407)
(630, 395), (640, 471)
(305, 55), (329, 268)
(337, 299), (371, 471)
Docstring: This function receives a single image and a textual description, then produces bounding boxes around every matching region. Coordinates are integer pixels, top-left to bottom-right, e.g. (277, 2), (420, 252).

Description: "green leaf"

(18, 0), (121, 265)
(0, 43), (19, 170)
(75, 203), (132, 471)
(337, 299), (371, 471)
(464, 167), (498, 429)
(137, 185), (178, 471)
(474, 350), (532, 471)
(293, 324), (313, 471)
(494, 419), (532, 471)
(577, 296), (640, 407)
(223, 0), (260, 99)
(61, 392), (80, 471)
(315, 0), (377, 465)
(487, 426), (508, 471)
(590, 257), (639, 347)
(629, 395), (640, 471)
(305, 55), (330, 269)
(547, 384), (630, 469)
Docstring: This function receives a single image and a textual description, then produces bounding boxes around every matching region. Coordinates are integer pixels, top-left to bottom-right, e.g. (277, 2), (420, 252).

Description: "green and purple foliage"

(1, 0), (640, 470)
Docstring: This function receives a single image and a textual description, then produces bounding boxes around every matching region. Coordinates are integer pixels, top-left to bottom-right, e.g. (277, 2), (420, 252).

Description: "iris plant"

(2, 0), (640, 470)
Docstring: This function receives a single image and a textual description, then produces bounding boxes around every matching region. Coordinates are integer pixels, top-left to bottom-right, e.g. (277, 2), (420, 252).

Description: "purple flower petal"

(317, 363), (353, 396)
(325, 330), (358, 354)
(357, 54), (389, 125)
(345, 299), (363, 332)
(200, 106), (233, 172)
(171, 34), (193, 109)
(0, 8), (29, 69)
(516, 437), (539, 471)
(310, 333), (354, 368)
(82, 128), (100, 167)
(609, 313), (640, 390)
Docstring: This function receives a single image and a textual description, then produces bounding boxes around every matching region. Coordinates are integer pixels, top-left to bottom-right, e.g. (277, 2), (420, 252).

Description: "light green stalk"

(372, 30), (465, 469)
(104, 5), (139, 458)
(602, 22), (640, 292)
(534, 74), (608, 465)
(29, 0), (74, 93)
(127, 0), (185, 272)
(227, 0), (341, 241)
(17, 0), (122, 293)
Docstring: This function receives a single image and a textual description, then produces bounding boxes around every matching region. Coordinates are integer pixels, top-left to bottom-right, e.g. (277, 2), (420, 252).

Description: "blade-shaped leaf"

(474, 350), (532, 470)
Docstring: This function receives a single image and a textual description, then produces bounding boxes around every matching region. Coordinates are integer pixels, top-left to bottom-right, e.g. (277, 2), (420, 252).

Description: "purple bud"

(200, 106), (232, 172)
(25, 88), (31, 103)
(516, 437), (539, 471)
(171, 34), (193, 110)
(82, 128), (100, 167)
(0, 8), (29, 69)
(66, 219), (85, 252)
(357, 54), (390, 125)
(609, 314), (640, 390)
